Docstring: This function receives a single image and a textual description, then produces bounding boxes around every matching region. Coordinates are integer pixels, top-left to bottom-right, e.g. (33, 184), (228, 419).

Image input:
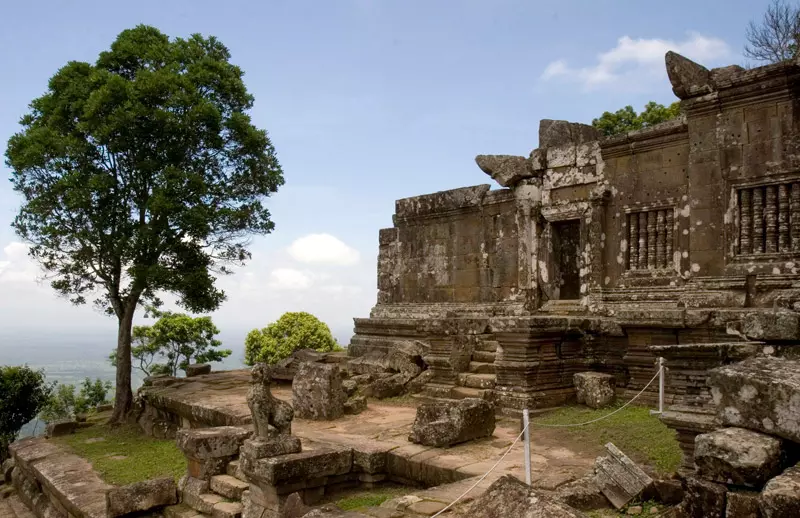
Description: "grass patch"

(532, 403), (681, 475)
(54, 414), (186, 485)
(375, 394), (417, 407)
(335, 487), (409, 511)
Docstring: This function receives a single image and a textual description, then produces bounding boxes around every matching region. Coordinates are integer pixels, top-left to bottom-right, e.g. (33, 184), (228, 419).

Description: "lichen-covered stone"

(367, 374), (407, 400)
(185, 363), (211, 377)
(244, 448), (353, 486)
(293, 363), (346, 420)
(248, 363), (294, 437)
(106, 477), (177, 517)
(456, 475), (588, 517)
(709, 356), (800, 443)
(680, 478), (727, 518)
(408, 398), (495, 447)
(44, 420), (76, 438)
(176, 427), (252, 460)
(271, 349), (329, 382)
(342, 380), (358, 397)
(725, 490), (760, 518)
(695, 427), (785, 488)
(344, 396), (367, 415)
(347, 341), (424, 378)
(574, 372), (616, 409)
(555, 475), (610, 511)
(665, 51), (712, 99)
(759, 464), (800, 518)
(594, 443), (653, 509)
(240, 436), (301, 460)
(475, 155), (533, 188)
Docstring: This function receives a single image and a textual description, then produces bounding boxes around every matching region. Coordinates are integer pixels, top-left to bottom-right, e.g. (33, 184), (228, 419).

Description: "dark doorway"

(552, 220), (581, 300)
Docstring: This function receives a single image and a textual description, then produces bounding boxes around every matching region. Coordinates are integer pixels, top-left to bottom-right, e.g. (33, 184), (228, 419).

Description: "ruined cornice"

(599, 116), (689, 159)
(393, 185), (515, 223)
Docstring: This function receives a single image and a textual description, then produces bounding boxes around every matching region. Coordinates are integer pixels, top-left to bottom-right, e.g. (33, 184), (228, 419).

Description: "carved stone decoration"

(779, 184), (790, 252)
(665, 210), (674, 268)
(629, 214), (638, 270)
(647, 211), (657, 270)
(753, 187), (765, 254)
(247, 363), (294, 438)
(665, 51), (712, 99)
(475, 155), (534, 188)
(765, 184), (778, 253)
(792, 183), (800, 252)
(638, 212), (648, 269)
(740, 189), (752, 254)
(656, 210), (666, 269)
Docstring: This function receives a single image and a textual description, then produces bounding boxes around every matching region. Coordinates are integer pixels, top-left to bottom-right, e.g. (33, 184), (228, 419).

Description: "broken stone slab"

(406, 370), (433, 394)
(343, 396), (367, 415)
(240, 436), (302, 460)
(185, 363), (212, 377)
(346, 341), (425, 378)
(243, 447), (353, 486)
(759, 463), (800, 518)
(475, 155), (534, 188)
(45, 419), (76, 438)
(176, 427), (252, 460)
(271, 349), (329, 381)
(651, 478), (684, 506)
(539, 120), (599, 148)
(554, 475), (611, 511)
(725, 490), (760, 518)
(741, 311), (800, 341)
(593, 443), (653, 510)
(695, 427), (786, 488)
(709, 356), (800, 443)
(574, 372), (616, 409)
(292, 363), (346, 420)
(106, 477), (177, 517)
(408, 398), (495, 447)
(455, 474), (589, 517)
(367, 374), (407, 399)
(342, 380), (358, 398)
(678, 477), (727, 518)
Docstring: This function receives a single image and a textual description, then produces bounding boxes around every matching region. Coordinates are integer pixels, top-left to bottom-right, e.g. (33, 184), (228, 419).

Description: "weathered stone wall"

(377, 185), (521, 305)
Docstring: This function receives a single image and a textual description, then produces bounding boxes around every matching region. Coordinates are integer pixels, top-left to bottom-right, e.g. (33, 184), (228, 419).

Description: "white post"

(523, 409), (531, 485)
(650, 357), (665, 416)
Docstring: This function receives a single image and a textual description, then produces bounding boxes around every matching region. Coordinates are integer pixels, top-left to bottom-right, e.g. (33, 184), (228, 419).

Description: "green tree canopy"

(5, 25), (284, 423)
(111, 308), (231, 376)
(40, 378), (112, 422)
(592, 101), (682, 137)
(244, 312), (340, 365)
(0, 366), (52, 460)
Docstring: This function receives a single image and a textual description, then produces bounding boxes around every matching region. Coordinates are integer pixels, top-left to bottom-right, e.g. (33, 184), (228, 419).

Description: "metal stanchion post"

(523, 409), (531, 485)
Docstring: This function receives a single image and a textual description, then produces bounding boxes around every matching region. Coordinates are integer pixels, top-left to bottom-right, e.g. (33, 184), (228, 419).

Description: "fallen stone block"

(475, 154), (534, 187)
(176, 427), (252, 460)
(574, 372), (616, 409)
(455, 474), (588, 517)
(106, 477), (177, 517)
(680, 478), (726, 518)
(759, 463), (800, 518)
(408, 398), (495, 447)
(293, 363), (346, 420)
(593, 443), (653, 509)
(695, 427), (785, 488)
(725, 490), (760, 518)
(244, 447), (353, 486)
(344, 396), (367, 415)
(709, 356), (800, 443)
(45, 419), (76, 438)
(185, 363), (212, 377)
(271, 349), (329, 382)
(652, 478), (684, 505)
(240, 436), (301, 460)
(342, 380), (358, 397)
(406, 370), (433, 394)
(367, 373), (407, 399)
(555, 475), (611, 511)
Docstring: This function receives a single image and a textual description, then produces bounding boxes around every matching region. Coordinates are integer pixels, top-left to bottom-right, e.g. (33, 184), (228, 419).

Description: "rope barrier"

(429, 364), (665, 516)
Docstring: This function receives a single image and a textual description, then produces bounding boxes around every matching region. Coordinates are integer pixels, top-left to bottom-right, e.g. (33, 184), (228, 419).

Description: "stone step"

(210, 475), (248, 501)
(458, 373), (496, 389)
(475, 340), (498, 353)
(471, 350), (496, 363)
(6, 495), (36, 518)
(226, 460), (246, 482)
(164, 503), (207, 518)
(212, 501), (242, 518)
(185, 492), (225, 515)
(451, 386), (490, 400)
(468, 362), (495, 375)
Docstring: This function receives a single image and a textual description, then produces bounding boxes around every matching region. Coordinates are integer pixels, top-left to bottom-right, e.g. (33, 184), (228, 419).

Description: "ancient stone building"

(349, 52), (800, 419)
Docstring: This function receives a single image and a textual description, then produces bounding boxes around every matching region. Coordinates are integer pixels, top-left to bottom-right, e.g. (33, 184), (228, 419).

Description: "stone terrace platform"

(140, 370), (600, 514)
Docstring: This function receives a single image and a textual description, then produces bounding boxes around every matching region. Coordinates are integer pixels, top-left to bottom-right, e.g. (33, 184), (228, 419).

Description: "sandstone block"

(759, 464), (800, 518)
(271, 349), (328, 382)
(475, 155), (533, 187)
(240, 436), (301, 460)
(709, 356), (800, 443)
(594, 443), (653, 509)
(185, 364), (212, 377)
(344, 396), (367, 415)
(368, 374), (406, 399)
(342, 380), (358, 397)
(456, 474), (588, 517)
(2, 459), (14, 484)
(725, 490), (760, 518)
(681, 478), (726, 518)
(555, 475), (611, 511)
(292, 363), (346, 420)
(406, 370), (433, 394)
(106, 477), (177, 517)
(695, 427), (785, 488)
(408, 398), (495, 447)
(211, 501), (242, 518)
(245, 448), (353, 486)
(574, 372), (616, 409)
(176, 427), (252, 460)
(652, 478), (684, 505)
(209, 475), (249, 501)
(44, 419), (76, 438)
(347, 342), (424, 378)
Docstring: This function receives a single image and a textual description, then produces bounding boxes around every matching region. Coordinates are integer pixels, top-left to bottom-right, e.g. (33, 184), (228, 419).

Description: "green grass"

(531, 403), (681, 475)
(335, 487), (409, 511)
(54, 414), (186, 485)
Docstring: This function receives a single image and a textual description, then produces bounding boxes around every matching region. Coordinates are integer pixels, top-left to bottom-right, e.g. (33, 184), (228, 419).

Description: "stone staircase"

(167, 460), (248, 518)
(457, 338), (498, 393)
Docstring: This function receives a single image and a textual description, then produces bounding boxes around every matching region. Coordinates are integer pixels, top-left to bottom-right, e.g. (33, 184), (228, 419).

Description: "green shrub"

(0, 365), (52, 460)
(39, 378), (112, 422)
(244, 312), (339, 365)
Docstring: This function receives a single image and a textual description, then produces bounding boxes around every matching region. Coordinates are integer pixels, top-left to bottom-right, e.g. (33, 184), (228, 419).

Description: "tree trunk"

(110, 304), (136, 424)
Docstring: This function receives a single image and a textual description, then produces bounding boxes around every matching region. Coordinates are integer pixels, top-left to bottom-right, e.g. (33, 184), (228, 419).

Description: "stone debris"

(724, 490), (760, 518)
(759, 463), (800, 518)
(695, 427), (786, 488)
(367, 373), (407, 400)
(292, 363), (346, 420)
(676, 477), (726, 518)
(343, 395), (367, 415)
(44, 419), (76, 438)
(185, 363), (212, 377)
(573, 372), (616, 409)
(347, 341), (426, 380)
(455, 474), (589, 517)
(709, 356), (800, 443)
(554, 474), (611, 511)
(593, 443), (653, 509)
(270, 349), (329, 382)
(105, 477), (177, 517)
(474, 154), (534, 188)
(408, 398), (495, 447)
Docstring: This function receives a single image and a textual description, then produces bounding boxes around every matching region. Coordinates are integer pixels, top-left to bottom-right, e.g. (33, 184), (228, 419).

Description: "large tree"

(744, 0), (800, 64)
(5, 25), (284, 423)
(592, 101), (681, 137)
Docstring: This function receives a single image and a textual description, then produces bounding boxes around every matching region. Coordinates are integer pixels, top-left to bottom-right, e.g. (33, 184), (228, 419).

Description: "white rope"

(430, 421), (530, 517)
(428, 365), (664, 516)
(532, 367), (662, 428)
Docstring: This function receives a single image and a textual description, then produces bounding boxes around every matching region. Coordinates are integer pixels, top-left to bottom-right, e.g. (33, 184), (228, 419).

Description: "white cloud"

(541, 33), (731, 90)
(0, 241), (39, 283)
(268, 268), (313, 290)
(287, 234), (360, 266)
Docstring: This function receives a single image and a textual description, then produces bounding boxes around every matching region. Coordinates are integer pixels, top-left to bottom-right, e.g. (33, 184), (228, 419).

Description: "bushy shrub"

(244, 312), (340, 365)
(39, 377), (112, 422)
(0, 365), (52, 460)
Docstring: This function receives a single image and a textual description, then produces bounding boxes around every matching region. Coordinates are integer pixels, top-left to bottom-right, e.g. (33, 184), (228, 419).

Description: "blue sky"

(0, 0), (769, 346)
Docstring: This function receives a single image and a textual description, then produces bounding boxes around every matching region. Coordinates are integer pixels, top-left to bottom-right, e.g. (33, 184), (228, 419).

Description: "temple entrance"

(552, 219), (581, 300)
